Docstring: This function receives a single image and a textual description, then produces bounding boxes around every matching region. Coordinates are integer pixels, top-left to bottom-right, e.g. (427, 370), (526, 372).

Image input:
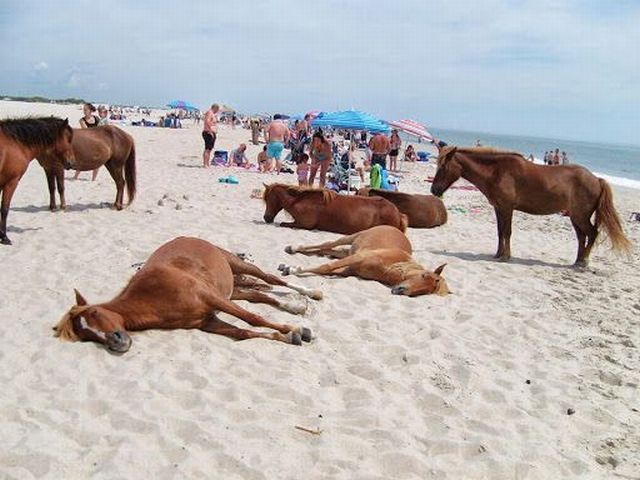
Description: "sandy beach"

(0, 101), (638, 479)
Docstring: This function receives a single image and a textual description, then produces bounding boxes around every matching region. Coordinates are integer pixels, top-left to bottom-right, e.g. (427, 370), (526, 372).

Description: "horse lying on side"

(356, 187), (447, 228)
(37, 125), (136, 211)
(54, 237), (322, 353)
(263, 183), (408, 234)
(280, 225), (450, 297)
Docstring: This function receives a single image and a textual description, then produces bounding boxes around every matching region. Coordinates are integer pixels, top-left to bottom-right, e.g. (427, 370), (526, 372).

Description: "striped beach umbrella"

(388, 119), (433, 142)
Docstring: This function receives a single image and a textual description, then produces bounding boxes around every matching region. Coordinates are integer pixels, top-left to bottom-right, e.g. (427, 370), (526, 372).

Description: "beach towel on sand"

(370, 164), (382, 189)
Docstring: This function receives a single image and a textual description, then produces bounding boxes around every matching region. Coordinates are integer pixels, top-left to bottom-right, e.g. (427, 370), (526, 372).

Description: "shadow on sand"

(12, 202), (114, 213)
(429, 249), (569, 269)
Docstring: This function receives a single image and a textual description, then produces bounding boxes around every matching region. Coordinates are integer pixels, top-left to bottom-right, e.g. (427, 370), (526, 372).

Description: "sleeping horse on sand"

(430, 146), (632, 266)
(54, 237), (322, 353)
(280, 225), (450, 297)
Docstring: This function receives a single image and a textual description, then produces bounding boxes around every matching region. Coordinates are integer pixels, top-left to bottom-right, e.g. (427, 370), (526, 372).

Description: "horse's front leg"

(0, 179), (19, 245)
(45, 169), (57, 211)
(55, 167), (66, 211)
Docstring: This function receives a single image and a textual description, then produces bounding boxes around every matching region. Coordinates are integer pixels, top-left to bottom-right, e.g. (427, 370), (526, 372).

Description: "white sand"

(1, 101), (638, 479)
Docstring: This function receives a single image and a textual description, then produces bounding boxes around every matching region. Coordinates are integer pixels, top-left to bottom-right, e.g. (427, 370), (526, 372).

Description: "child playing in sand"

(296, 153), (310, 186)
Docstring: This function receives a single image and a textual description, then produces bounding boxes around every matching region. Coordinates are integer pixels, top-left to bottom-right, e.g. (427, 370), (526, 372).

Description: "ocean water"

(425, 128), (640, 190)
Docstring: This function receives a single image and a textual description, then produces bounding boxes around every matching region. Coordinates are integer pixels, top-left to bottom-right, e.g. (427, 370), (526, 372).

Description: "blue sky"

(1, 0), (639, 145)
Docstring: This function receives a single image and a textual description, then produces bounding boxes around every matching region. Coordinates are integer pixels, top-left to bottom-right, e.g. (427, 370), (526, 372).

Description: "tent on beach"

(166, 100), (199, 111)
(311, 109), (389, 134)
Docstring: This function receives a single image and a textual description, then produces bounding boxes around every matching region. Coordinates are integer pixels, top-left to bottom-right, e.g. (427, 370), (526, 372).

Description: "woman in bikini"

(389, 129), (402, 172)
(309, 129), (332, 188)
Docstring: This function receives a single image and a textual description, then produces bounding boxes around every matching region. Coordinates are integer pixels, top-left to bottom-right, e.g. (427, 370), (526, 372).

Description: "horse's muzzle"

(430, 185), (442, 197)
(106, 330), (132, 353)
(263, 215), (274, 224)
(391, 285), (407, 295)
(63, 156), (75, 170)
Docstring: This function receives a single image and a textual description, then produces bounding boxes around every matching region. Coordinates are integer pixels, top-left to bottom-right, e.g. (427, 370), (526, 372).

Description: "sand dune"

(1, 101), (638, 479)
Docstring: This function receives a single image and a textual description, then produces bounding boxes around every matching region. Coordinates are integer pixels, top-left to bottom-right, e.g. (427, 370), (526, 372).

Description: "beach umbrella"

(387, 119), (433, 142)
(311, 109), (390, 133)
(166, 100), (198, 111)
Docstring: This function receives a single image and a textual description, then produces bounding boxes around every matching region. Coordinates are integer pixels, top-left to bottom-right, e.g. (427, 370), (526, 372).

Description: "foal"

(280, 225), (450, 296)
(54, 237), (321, 353)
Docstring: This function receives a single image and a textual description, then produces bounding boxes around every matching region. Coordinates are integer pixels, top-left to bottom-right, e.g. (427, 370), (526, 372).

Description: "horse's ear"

(434, 263), (447, 276)
(64, 118), (69, 126)
(74, 289), (88, 306)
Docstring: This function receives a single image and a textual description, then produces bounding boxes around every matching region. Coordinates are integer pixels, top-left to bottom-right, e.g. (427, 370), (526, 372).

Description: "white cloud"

(33, 61), (48, 71)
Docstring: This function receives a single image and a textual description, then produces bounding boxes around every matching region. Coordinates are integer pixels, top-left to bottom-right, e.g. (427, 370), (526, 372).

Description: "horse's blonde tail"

(596, 178), (632, 254)
(399, 214), (409, 233)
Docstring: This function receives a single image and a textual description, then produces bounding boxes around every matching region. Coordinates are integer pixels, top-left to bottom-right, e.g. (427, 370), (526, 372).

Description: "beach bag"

(380, 169), (392, 190)
(370, 164), (382, 189)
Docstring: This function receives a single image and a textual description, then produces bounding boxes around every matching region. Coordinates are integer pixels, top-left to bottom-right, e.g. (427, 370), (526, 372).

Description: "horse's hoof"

(281, 266), (291, 276)
(278, 263), (286, 271)
(301, 327), (312, 343)
(310, 290), (323, 301)
(290, 331), (302, 346)
(573, 261), (588, 269)
(1, 237), (12, 246)
(284, 245), (294, 254)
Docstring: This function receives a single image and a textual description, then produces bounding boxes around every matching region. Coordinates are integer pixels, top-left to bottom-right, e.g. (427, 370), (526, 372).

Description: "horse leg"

(285, 233), (358, 257)
(572, 214), (598, 267)
(0, 179), (19, 245)
(493, 208), (512, 260)
(56, 167), (66, 211)
(211, 297), (310, 345)
(44, 169), (57, 211)
(280, 255), (360, 278)
(201, 314), (297, 343)
(232, 288), (306, 315)
(226, 254), (323, 300)
(104, 161), (124, 210)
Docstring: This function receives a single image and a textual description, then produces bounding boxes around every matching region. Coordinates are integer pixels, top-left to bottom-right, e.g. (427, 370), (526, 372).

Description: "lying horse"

(0, 117), (74, 244)
(263, 183), (408, 234)
(54, 237), (321, 353)
(37, 125), (136, 210)
(280, 225), (449, 296)
(357, 187), (447, 228)
(431, 146), (632, 266)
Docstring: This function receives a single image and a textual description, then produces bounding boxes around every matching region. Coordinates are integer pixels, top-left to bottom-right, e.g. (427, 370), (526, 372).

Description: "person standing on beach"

(561, 151), (569, 164)
(389, 129), (402, 171)
(552, 148), (560, 166)
(74, 103), (100, 181)
(369, 132), (390, 170)
(296, 114), (312, 149)
(265, 114), (290, 173)
(202, 104), (219, 168)
(309, 129), (332, 187)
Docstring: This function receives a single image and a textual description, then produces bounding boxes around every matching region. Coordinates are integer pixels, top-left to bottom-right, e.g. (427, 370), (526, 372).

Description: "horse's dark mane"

(457, 146), (526, 160)
(0, 117), (69, 148)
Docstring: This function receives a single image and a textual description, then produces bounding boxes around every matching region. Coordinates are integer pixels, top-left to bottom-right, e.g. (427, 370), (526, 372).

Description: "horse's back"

(325, 195), (404, 234)
(362, 189), (447, 228)
(352, 225), (412, 254)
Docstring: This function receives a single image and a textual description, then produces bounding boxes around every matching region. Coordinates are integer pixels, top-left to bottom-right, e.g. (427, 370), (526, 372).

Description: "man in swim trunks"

(202, 104), (220, 168)
(369, 132), (390, 170)
(265, 114), (290, 173)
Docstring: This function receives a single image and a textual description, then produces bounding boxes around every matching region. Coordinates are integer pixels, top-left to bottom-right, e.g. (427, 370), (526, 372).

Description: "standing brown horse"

(430, 146), (631, 266)
(280, 225), (450, 296)
(356, 187), (448, 228)
(263, 184), (408, 234)
(0, 117), (74, 245)
(37, 125), (136, 210)
(54, 237), (321, 353)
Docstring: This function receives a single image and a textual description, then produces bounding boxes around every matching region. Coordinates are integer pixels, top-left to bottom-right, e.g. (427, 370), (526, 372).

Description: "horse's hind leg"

(210, 297), (311, 344)
(281, 255), (360, 278)
(0, 179), (19, 245)
(201, 314), (300, 344)
(226, 254), (323, 300)
(232, 288), (306, 315)
(285, 233), (358, 257)
(104, 160), (124, 210)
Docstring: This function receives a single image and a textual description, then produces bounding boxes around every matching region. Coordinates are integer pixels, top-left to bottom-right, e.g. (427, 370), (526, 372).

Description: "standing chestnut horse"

(37, 125), (136, 210)
(54, 237), (321, 353)
(356, 187), (448, 228)
(280, 225), (450, 296)
(430, 146), (631, 266)
(0, 117), (74, 244)
(263, 184), (408, 234)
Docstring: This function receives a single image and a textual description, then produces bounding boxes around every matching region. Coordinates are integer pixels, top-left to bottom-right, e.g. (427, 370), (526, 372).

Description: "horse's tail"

(399, 213), (409, 233)
(125, 142), (136, 204)
(596, 178), (631, 254)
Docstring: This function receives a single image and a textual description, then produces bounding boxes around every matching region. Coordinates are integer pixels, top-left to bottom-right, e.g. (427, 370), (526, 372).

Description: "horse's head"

(54, 118), (75, 169)
(431, 146), (461, 197)
(262, 183), (284, 223)
(390, 264), (450, 297)
(53, 289), (131, 353)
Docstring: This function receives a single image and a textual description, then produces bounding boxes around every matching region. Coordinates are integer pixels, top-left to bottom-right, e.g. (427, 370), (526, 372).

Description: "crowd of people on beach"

(544, 148), (569, 165)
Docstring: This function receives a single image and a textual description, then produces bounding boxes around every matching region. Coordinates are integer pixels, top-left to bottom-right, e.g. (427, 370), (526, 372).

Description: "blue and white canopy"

(311, 109), (390, 133)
